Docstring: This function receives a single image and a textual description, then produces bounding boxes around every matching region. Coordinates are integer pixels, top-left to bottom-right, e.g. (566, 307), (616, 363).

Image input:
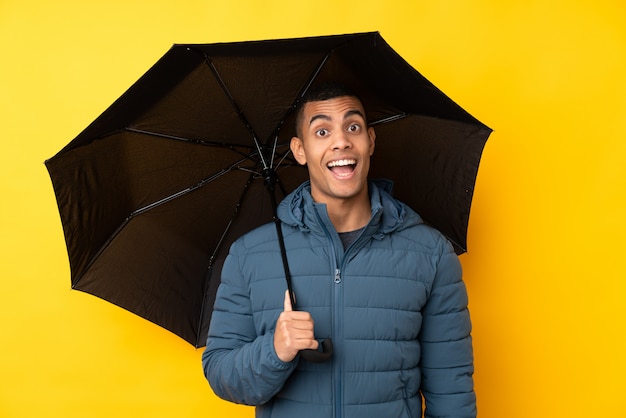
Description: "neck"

(324, 196), (371, 233)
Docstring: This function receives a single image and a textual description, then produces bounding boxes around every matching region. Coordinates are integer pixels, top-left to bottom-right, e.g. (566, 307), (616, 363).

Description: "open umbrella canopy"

(46, 32), (491, 347)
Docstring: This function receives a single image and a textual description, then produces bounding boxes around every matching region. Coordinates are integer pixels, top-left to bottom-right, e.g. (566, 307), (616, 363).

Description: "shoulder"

(230, 222), (278, 255)
(384, 213), (454, 257)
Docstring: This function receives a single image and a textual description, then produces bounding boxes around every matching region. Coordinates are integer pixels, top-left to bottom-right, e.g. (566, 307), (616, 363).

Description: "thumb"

(283, 289), (294, 312)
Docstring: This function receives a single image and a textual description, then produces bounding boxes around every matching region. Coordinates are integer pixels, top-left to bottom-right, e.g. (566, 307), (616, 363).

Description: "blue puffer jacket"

(203, 180), (475, 418)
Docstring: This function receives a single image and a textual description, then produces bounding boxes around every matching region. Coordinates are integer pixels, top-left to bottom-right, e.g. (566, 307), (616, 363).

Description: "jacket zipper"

(334, 268), (341, 284)
(315, 205), (378, 418)
(312, 208), (343, 418)
(330, 243), (342, 418)
(331, 219), (378, 417)
(333, 266), (342, 418)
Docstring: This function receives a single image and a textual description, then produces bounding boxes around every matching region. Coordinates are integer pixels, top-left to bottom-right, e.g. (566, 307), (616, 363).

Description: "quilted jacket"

(202, 180), (475, 418)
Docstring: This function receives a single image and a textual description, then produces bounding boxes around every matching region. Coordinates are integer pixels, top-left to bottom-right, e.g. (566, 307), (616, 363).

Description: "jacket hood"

(277, 179), (423, 237)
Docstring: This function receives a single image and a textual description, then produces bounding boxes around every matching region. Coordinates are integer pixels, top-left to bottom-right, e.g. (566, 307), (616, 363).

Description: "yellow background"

(1, 1), (625, 417)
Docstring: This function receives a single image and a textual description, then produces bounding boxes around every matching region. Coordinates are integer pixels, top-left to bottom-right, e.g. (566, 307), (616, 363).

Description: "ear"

(368, 127), (376, 156)
(290, 136), (307, 165)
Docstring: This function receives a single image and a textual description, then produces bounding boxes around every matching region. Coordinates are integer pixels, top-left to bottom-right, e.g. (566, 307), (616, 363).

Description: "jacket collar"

(277, 179), (422, 237)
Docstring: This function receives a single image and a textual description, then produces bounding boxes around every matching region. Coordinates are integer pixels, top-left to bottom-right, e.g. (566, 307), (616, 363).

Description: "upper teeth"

(327, 159), (356, 168)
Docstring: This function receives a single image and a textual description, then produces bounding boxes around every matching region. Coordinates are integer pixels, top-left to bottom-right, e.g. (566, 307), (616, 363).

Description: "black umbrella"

(45, 32), (491, 348)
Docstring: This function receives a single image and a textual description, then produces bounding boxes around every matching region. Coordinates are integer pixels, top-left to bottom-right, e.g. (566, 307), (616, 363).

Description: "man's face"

(290, 96), (376, 206)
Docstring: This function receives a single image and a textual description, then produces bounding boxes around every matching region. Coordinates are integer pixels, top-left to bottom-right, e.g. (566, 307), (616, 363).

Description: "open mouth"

(327, 159), (356, 177)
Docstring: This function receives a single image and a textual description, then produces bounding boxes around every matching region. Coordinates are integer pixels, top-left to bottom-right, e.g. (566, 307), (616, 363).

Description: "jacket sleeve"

(202, 241), (298, 405)
(419, 236), (476, 418)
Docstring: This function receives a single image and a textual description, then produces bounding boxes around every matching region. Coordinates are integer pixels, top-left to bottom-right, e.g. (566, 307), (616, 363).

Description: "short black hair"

(294, 82), (364, 138)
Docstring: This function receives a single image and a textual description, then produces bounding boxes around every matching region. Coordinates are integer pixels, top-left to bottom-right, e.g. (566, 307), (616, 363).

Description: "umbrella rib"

(73, 156), (257, 291)
(269, 136), (278, 169)
(206, 171), (256, 268)
(274, 149), (292, 169)
(125, 127), (254, 151)
(370, 112), (407, 126)
(125, 126), (265, 164)
(293, 48), (332, 107)
(130, 157), (251, 217)
(202, 54), (269, 170)
(264, 48), (333, 159)
(197, 169), (258, 345)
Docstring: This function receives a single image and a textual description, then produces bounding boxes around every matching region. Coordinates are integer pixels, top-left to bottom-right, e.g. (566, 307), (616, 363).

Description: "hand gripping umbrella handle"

(285, 277), (333, 363)
(275, 220), (334, 363)
(299, 337), (333, 363)
(265, 169), (333, 363)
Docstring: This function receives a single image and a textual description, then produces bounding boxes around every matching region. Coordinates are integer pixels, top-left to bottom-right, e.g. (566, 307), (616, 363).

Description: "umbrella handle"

(300, 338), (333, 363)
(265, 169), (333, 363)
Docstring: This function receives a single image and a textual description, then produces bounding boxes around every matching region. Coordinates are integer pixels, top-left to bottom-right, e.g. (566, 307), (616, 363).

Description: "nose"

(331, 130), (352, 150)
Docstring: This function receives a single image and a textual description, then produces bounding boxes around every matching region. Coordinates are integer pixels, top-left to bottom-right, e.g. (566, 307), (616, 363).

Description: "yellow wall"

(1, 1), (624, 417)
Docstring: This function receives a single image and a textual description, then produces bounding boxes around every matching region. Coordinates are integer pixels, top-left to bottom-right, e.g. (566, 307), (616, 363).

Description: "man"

(203, 84), (475, 417)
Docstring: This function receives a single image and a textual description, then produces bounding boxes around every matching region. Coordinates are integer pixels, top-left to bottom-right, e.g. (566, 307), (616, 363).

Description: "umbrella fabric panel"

(64, 167), (296, 346)
(72, 171), (249, 345)
(46, 132), (254, 285)
(128, 62), (255, 147)
(47, 132), (308, 345)
(371, 115), (490, 253)
(128, 51), (317, 148)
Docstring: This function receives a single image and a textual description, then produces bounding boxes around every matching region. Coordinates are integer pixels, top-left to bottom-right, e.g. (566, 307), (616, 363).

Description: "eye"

(316, 128), (329, 137)
(347, 124), (361, 133)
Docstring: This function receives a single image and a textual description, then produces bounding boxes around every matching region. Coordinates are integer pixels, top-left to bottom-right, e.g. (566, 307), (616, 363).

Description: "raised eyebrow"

(309, 114), (331, 126)
(308, 109), (366, 126)
(344, 109), (366, 121)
